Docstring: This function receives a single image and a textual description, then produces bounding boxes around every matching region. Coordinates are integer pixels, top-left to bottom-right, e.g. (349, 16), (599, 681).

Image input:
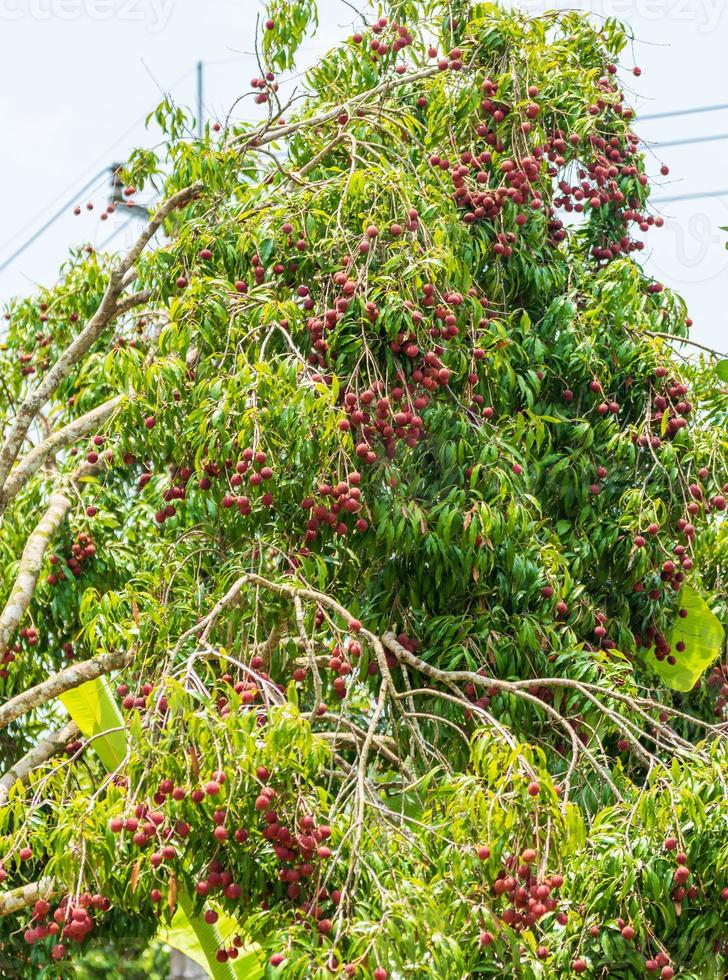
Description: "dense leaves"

(0, 2), (726, 977)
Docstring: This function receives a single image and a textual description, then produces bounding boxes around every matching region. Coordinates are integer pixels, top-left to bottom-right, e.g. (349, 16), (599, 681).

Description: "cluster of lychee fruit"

(20, 892), (108, 960)
(46, 531), (96, 587)
(487, 847), (565, 933)
(300, 473), (367, 546)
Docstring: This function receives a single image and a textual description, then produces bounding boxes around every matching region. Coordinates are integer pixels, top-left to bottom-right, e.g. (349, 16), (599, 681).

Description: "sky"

(0, 0), (726, 352)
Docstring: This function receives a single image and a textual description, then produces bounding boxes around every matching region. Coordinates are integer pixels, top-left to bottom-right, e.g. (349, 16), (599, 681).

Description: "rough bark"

(0, 650), (130, 731)
(0, 185), (200, 491)
(0, 720), (78, 805)
(0, 396), (122, 513)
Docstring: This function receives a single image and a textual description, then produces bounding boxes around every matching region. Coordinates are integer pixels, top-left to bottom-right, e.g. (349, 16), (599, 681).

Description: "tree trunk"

(169, 949), (208, 979)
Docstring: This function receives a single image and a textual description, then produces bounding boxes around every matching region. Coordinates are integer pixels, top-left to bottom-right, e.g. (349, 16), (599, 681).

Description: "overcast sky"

(0, 0), (726, 351)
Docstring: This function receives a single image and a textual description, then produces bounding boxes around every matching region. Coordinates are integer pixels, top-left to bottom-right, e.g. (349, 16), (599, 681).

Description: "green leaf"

(716, 359), (728, 383)
(59, 677), (127, 771)
(660, 409), (669, 437)
(60, 681), (261, 978)
(648, 587), (724, 691)
(159, 888), (261, 980)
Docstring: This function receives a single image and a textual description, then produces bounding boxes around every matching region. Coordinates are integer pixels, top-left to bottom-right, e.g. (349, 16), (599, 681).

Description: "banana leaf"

(59, 676), (126, 771)
(158, 888), (262, 980)
(58, 675), (262, 979)
(648, 586), (724, 692)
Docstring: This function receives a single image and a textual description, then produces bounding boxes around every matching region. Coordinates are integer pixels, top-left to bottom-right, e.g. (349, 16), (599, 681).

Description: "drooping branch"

(0, 185), (201, 491)
(379, 633), (623, 801)
(0, 878), (57, 918)
(229, 63), (440, 152)
(0, 720), (78, 805)
(0, 650), (130, 731)
(0, 396), (123, 512)
(181, 573), (721, 800)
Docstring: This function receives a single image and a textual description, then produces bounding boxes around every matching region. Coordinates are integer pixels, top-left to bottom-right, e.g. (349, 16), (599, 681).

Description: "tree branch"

(641, 329), (727, 360)
(0, 492), (72, 653)
(0, 650), (130, 731)
(180, 574), (721, 801)
(312, 712), (409, 776)
(0, 878), (57, 918)
(0, 396), (122, 512)
(0, 458), (103, 653)
(229, 64), (439, 152)
(0, 184), (201, 490)
(113, 289), (151, 319)
(0, 720), (78, 805)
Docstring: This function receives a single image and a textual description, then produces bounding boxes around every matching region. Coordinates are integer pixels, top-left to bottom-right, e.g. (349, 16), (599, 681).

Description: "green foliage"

(262, 0), (319, 71)
(0, 1), (726, 977)
(65, 938), (169, 979)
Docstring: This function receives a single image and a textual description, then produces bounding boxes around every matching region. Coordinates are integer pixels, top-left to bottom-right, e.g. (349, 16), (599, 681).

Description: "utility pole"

(109, 164), (149, 219)
(196, 61), (204, 140)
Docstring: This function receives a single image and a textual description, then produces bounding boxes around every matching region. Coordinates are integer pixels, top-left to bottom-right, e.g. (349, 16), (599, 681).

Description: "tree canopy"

(0, 2), (726, 977)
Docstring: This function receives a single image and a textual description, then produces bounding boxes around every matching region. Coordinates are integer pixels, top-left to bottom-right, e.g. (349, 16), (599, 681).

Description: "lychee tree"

(0, 2), (727, 977)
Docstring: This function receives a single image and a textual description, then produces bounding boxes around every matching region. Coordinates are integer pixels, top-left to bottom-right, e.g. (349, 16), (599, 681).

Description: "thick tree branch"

(0, 457), (104, 653)
(0, 492), (72, 653)
(0, 650), (129, 730)
(0, 184), (201, 491)
(0, 877), (57, 918)
(0, 720), (78, 805)
(0, 396), (122, 512)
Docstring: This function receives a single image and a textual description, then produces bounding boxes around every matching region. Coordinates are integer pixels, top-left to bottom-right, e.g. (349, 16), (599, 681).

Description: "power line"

(654, 132), (728, 149)
(0, 111), (154, 259)
(98, 213), (140, 251)
(640, 102), (728, 121)
(0, 170), (109, 276)
(651, 189), (728, 204)
(0, 66), (196, 280)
